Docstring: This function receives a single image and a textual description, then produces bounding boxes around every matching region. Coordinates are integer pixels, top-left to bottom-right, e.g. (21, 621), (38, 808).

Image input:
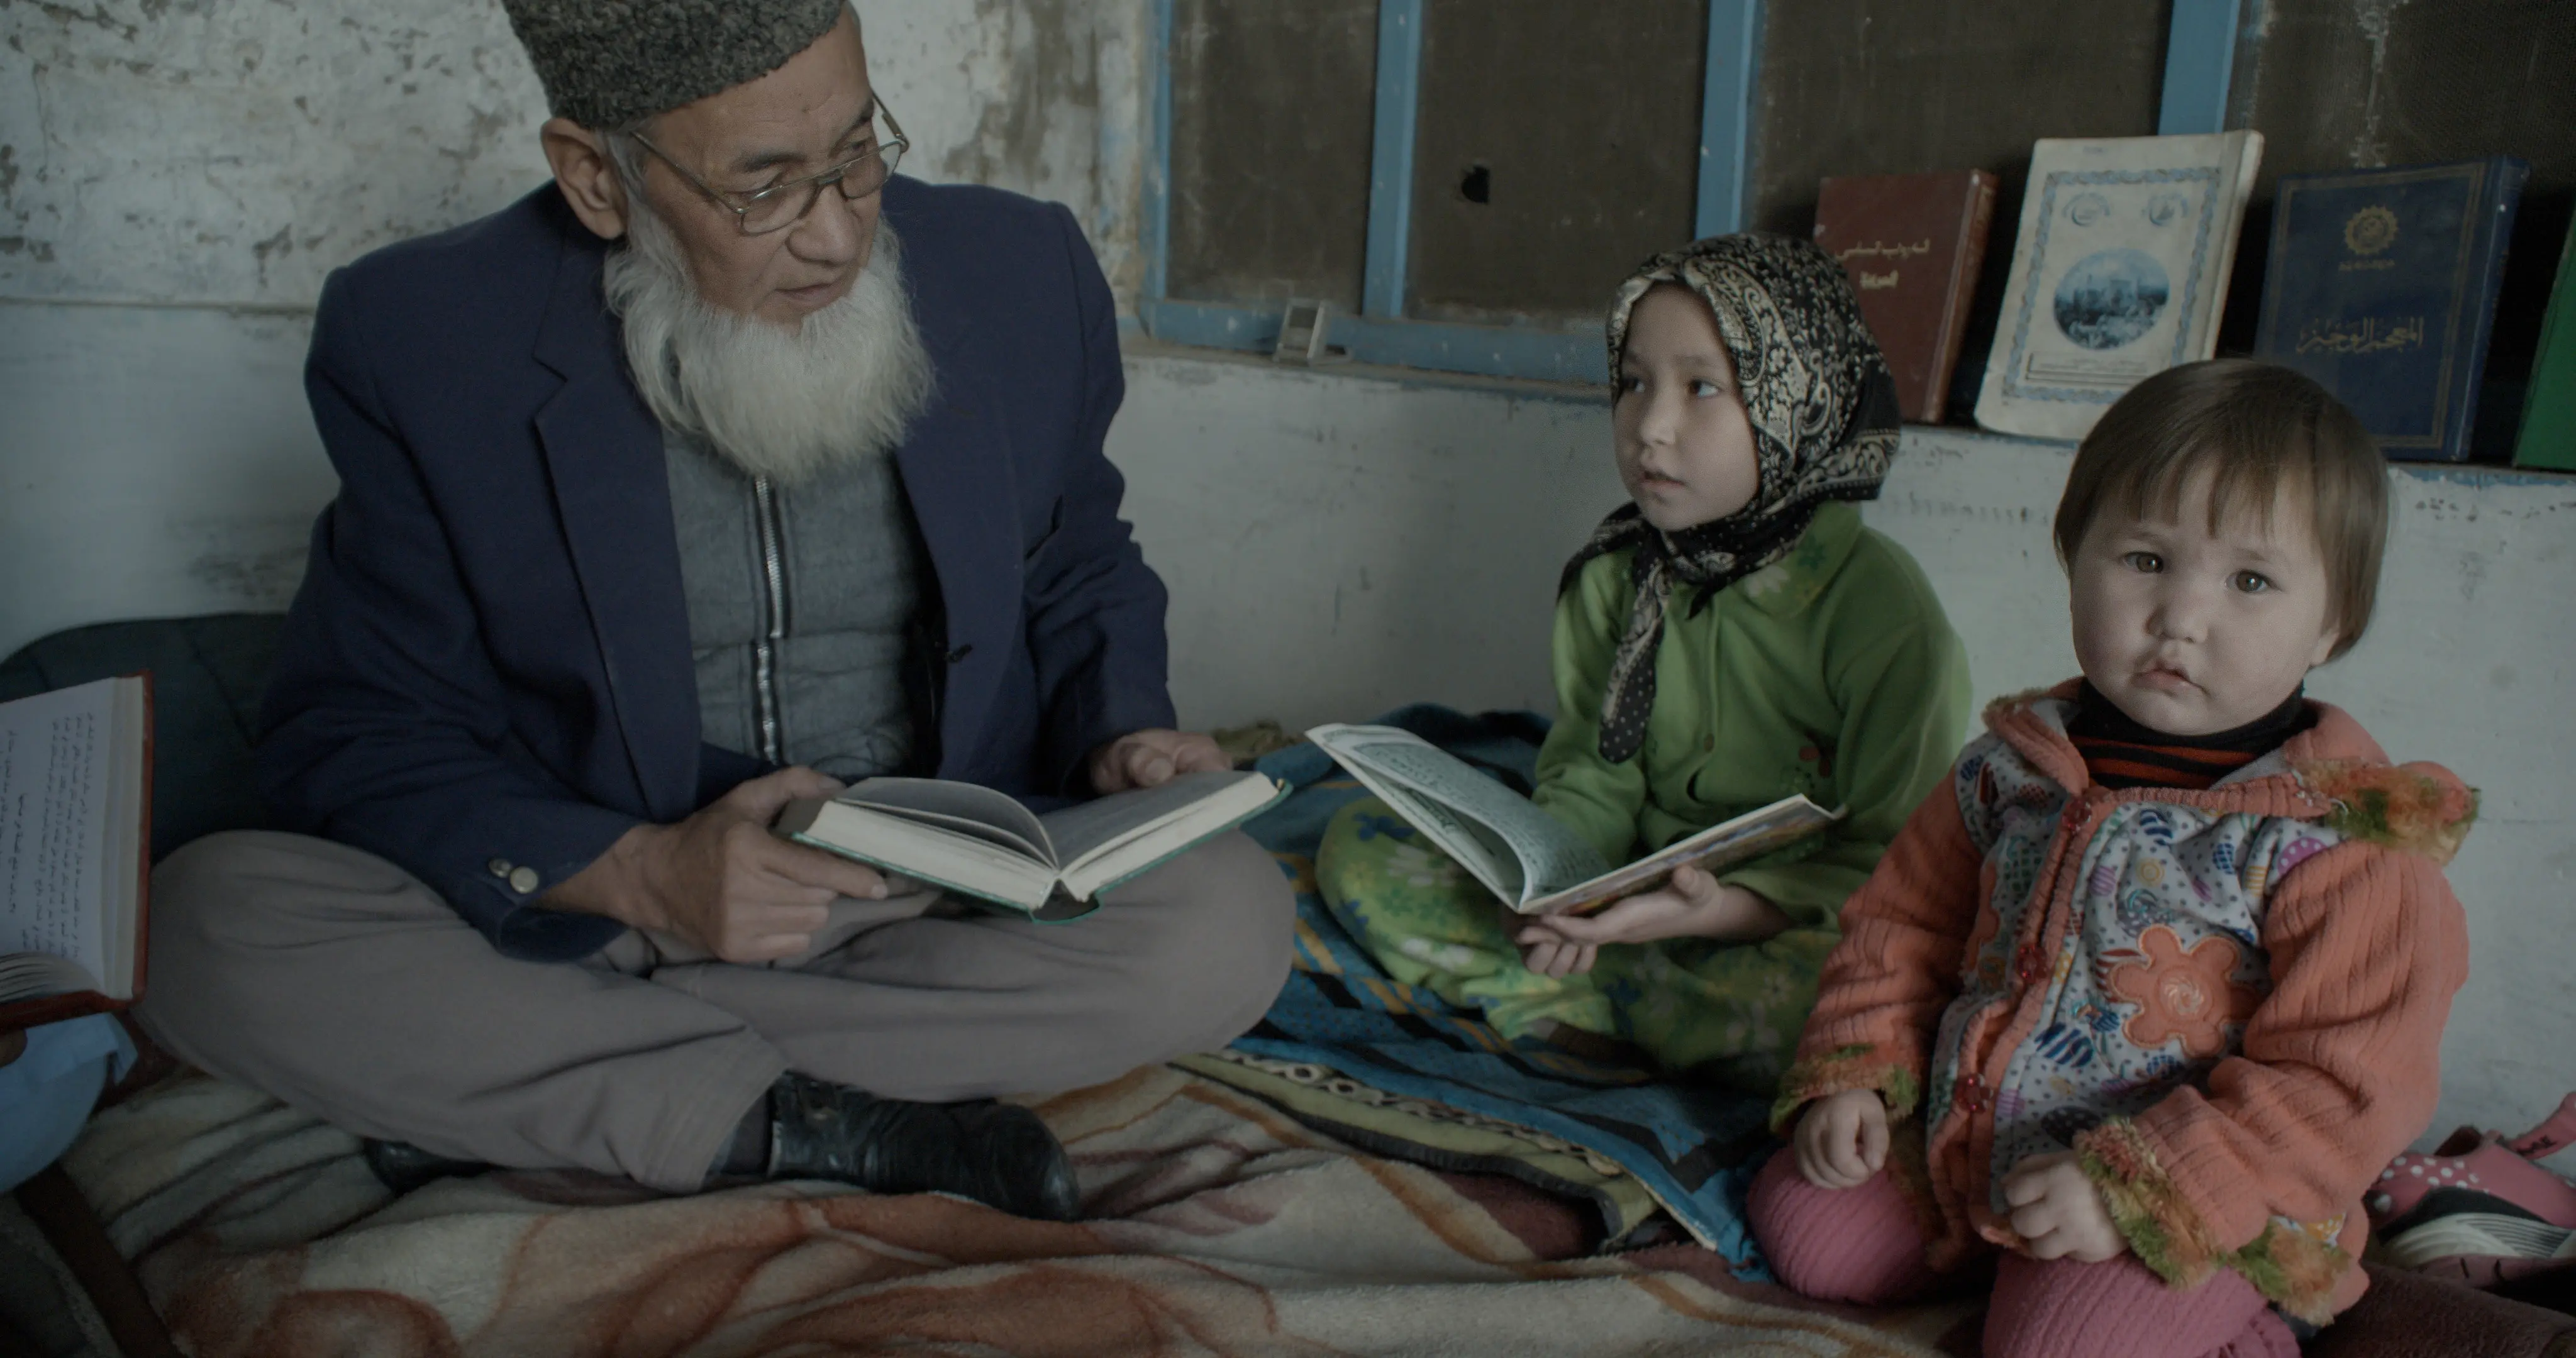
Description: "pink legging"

(1746, 1152), (2299, 1358)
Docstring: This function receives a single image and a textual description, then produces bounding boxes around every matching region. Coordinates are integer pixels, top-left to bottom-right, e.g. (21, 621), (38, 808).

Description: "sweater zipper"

(752, 474), (787, 765)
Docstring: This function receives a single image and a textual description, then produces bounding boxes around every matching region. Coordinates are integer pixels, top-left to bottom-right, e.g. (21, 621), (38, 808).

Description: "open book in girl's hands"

(774, 770), (1287, 920)
(1306, 723), (1840, 917)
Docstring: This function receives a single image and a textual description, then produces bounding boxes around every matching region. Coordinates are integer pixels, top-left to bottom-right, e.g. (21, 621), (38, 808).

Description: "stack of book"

(1814, 135), (2560, 465)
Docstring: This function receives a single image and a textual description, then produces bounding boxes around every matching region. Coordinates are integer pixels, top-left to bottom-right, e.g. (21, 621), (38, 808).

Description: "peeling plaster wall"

(855, 0), (1150, 299)
(0, 0), (1153, 659)
(0, 0), (1149, 307)
(0, 0), (551, 306)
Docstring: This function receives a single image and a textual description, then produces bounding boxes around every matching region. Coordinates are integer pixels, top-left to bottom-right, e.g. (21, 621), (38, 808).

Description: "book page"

(1306, 725), (1609, 907)
(833, 778), (1055, 866)
(1524, 795), (1842, 917)
(780, 800), (1057, 913)
(1051, 771), (1287, 902)
(1040, 770), (1267, 865)
(0, 680), (116, 988)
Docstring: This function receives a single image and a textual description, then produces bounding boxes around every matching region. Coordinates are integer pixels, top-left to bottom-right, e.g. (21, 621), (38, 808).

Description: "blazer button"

(508, 866), (540, 894)
(488, 858), (512, 878)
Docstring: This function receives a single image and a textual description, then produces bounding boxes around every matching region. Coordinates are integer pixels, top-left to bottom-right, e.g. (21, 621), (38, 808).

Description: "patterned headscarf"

(1564, 233), (1902, 763)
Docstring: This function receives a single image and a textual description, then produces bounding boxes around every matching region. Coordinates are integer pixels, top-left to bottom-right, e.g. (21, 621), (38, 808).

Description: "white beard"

(604, 202), (936, 485)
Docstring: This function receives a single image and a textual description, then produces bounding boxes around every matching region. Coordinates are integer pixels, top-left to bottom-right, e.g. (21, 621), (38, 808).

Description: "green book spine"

(2518, 223), (2576, 472)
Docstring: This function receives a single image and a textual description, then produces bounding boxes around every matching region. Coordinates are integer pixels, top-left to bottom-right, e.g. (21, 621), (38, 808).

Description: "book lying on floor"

(1305, 723), (1838, 917)
(1, 675), (154, 1026)
(775, 769), (1287, 920)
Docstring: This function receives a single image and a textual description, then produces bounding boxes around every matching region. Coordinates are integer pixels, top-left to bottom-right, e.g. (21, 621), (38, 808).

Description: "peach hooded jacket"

(1773, 682), (2475, 1322)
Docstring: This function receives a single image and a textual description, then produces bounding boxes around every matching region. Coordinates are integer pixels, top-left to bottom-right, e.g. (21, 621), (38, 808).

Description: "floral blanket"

(18, 1063), (1971, 1356)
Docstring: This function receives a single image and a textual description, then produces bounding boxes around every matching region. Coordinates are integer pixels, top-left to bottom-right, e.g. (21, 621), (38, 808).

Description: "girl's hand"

(1513, 868), (1790, 978)
(1516, 931), (1599, 979)
(1794, 1088), (1889, 1188)
(2001, 1152), (2127, 1262)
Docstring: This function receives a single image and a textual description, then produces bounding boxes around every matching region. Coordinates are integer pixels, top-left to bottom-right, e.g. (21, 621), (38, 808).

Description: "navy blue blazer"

(258, 179), (1175, 961)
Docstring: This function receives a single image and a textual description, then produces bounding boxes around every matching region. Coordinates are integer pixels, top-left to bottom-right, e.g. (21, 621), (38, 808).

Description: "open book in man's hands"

(1306, 723), (1840, 917)
(775, 769), (1287, 920)
(3, 675), (153, 1027)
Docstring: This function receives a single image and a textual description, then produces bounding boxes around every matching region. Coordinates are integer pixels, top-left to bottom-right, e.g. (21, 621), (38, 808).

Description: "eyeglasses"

(630, 101), (909, 236)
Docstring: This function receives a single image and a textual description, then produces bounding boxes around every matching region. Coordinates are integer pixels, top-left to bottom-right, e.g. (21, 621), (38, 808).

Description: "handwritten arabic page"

(1, 682), (112, 979)
(0, 675), (149, 1012)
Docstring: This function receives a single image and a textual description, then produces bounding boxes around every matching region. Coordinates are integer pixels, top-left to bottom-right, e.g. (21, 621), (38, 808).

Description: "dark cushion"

(0, 614), (287, 861)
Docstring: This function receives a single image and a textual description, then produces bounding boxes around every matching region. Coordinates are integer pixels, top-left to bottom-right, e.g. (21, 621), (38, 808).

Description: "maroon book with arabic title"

(1813, 170), (1998, 423)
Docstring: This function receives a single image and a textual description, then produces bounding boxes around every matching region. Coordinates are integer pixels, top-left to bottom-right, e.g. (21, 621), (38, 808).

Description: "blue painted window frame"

(1136, 0), (2241, 385)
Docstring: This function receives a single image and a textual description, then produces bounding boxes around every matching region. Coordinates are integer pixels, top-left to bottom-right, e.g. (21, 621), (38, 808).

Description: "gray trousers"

(137, 829), (1296, 1193)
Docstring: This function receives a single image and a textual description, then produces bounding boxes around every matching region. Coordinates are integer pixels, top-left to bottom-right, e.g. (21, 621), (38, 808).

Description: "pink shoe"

(2371, 1094), (2576, 1276)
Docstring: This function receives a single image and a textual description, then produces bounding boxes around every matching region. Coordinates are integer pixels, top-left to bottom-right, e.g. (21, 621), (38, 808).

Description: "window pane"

(1747, 0), (2171, 238)
(1165, 0), (1379, 312)
(1405, 0), (1708, 326)
(2219, 0), (2575, 389)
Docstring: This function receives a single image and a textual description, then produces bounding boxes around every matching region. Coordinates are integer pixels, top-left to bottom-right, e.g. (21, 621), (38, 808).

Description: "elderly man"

(136, 1), (1293, 1220)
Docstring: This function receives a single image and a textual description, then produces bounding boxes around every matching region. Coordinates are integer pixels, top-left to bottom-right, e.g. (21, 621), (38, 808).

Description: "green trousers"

(1316, 797), (1837, 1095)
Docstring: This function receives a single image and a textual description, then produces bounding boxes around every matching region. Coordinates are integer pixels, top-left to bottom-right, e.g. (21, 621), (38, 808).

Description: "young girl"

(1317, 235), (1972, 1094)
(1755, 360), (2475, 1358)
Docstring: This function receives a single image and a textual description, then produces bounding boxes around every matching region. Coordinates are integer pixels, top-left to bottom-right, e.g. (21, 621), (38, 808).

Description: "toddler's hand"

(2000, 1152), (2126, 1262)
(1794, 1088), (1889, 1189)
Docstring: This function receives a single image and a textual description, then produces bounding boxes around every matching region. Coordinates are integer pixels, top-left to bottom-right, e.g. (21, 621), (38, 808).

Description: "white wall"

(3, 1), (2569, 1147)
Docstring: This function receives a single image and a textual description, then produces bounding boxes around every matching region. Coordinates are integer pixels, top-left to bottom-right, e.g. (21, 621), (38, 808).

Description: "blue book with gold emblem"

(2255, 158), (2529, 462)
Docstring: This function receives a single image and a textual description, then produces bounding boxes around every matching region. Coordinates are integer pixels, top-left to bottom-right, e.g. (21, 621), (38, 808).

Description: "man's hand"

(543, 766), (889, 964)
(1087, 729), (1230, 795)
(2001, 1152), (2128, 1262)
(1794, 1088), (1890, 1189)
(1511, 867), (1790, 978)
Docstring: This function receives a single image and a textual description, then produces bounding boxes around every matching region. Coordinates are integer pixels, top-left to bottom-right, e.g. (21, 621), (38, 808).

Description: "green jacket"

(1532, 501), (1972, 932)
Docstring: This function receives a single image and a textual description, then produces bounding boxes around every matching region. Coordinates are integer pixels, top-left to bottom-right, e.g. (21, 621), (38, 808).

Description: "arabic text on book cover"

(1814, 170), (1997, 423)
(2254, 158), (2528, 461)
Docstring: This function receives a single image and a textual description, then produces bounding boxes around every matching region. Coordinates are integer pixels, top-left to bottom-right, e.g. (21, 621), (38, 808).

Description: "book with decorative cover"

(1814, 170), (1999, 423)
(2255, 158), (2530, 463)
(1977, 131), (2263, 440)
(1, 675), (153, 1027)
(2516, 221), (2576, 471)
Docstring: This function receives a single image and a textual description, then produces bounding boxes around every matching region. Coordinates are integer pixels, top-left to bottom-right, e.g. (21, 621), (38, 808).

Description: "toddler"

(1753, 359), (2476, 1357)
(1319, 235), (1972, 1093)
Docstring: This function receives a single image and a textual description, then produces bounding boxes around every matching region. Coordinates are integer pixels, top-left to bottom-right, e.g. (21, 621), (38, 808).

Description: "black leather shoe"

(767, 1071), (1080, 1222)
(362, 1137), (492, 1195)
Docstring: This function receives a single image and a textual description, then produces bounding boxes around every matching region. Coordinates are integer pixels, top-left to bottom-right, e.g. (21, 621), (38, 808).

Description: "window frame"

(1134, 0), (2242, 386)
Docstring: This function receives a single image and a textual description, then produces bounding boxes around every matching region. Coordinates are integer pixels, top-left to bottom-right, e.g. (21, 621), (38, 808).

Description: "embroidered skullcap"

(1562, 234), (1902, 763)
(501, 0), (851, 130)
